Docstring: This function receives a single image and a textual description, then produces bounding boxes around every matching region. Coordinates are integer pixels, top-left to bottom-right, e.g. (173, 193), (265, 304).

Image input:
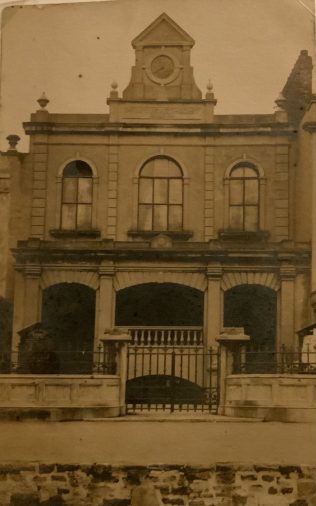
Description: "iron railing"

(232, 347), (316, 374)
(122, 326), (203, 346)
(126, 345), (219, 413)
(0, 343), (118, 375)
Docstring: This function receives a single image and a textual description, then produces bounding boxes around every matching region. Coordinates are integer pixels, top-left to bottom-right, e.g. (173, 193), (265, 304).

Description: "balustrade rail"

(232, 348), (316, 374)
(0, 344), (118, 375)
(122, 326), (203, 346)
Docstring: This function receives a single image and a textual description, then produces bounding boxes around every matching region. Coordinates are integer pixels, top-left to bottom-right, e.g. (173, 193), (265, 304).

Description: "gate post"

(103, 328), (131, 416)
(216, 328), (250, 416)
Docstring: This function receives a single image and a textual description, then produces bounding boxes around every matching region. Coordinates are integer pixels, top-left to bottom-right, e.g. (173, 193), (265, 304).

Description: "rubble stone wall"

(0, 463), (315, 506)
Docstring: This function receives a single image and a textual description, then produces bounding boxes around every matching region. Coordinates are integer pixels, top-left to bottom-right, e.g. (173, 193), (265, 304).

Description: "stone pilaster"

(279, 260), (296, 351)
(31, 134), (49, 238)
(311, 123), (316, 319)
(24, 266), (41, 328)
(106, 137), (119, 239)
(204, 146), (215, 240)
(96, 263), (116, 349)
(205, 263), (222, 348)
(274, 145), (289, 241)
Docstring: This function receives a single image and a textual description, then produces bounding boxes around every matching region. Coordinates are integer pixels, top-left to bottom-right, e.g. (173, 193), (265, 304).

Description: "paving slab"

(0, 417), (315, 466)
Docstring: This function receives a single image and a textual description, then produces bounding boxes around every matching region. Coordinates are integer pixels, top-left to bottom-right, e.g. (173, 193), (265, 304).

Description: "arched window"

(61, 160), (93, 230)
(229, 162), (259, 232)
(138, 157), (183, 231)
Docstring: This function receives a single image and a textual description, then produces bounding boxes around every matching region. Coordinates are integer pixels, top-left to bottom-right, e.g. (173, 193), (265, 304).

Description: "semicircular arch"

(224, 157), (265, 179)
(134, 154), (189, 178)
(114, 271), (207, 292)
(40, 270), (99, 291)
(221, 272), (279, 292)
(57, 157), (98, 178)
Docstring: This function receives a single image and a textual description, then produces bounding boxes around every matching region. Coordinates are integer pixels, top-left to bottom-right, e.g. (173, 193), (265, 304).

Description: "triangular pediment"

(132, 13), (195, 48)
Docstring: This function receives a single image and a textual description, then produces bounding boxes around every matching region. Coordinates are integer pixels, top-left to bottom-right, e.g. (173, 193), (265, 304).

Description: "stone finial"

(206, 79), (215, 100)
(37, 92), (49, 109)
(6, 134), (20, 151)
(110, 81), (119, 98)
(207, 79), (213, 92)
(275, 92), (286, 110)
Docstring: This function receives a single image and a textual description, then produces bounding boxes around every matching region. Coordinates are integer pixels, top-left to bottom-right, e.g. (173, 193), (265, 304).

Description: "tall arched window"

(138, 156), (183, 231)
(229, 162), (259, 232)
(61, 160), (93, 230)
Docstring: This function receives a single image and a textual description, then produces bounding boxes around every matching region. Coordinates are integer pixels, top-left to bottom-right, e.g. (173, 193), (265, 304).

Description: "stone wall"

(0, 463), (315, 506)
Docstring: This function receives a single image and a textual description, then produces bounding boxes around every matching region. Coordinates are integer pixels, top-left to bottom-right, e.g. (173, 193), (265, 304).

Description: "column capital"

(206, 262), (222, 280)
(99, 264), (115, 277)
(279, 264), (296, 280)
(24, 265), (41, 278)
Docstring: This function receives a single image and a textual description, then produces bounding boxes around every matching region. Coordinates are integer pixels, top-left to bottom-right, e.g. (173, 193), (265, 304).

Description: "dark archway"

(42, 283), (96, 373)
(115, 283), (203, 326)
(224, 284), (277, 351)
(126, 375), (206, 405)
(0, 298), (13, 372)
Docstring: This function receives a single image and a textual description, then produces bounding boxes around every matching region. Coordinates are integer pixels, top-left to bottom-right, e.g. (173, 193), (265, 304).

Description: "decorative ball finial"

(6, 134), (20, 151)
(109, 81), (119, 99)
(37, 92), (49, 110)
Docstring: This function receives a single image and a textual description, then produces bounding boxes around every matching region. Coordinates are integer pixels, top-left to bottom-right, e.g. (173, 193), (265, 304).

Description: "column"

(205, 263), (222, 348)
(279, 260), (296, 351)
(11, 270), (25, 352)
(95, 263), (115, 349)
(23, 266), (41, 328)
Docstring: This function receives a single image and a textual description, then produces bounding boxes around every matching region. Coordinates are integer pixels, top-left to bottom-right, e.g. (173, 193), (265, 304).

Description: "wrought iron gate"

(126, 346), (220, 413)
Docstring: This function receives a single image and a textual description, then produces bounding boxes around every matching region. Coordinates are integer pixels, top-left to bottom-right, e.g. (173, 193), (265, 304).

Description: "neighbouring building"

(0, 13), (315, 416)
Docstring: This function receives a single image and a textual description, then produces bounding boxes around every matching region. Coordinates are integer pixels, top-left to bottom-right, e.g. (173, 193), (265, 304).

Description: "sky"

(0, 0), (315, 151)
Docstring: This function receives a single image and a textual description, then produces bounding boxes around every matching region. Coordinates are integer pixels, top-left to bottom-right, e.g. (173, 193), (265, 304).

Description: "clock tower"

(107, 13), (216, 123)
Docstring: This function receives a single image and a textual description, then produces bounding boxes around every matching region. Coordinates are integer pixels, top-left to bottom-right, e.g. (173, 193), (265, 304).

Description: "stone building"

(0, 13), (315, 411)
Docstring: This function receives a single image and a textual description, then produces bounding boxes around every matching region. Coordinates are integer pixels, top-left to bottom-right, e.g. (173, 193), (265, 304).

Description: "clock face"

(150, 55), (175, 79)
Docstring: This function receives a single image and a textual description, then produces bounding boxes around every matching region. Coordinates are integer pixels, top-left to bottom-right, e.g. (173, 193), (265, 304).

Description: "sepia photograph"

(0, 0), (315, 504)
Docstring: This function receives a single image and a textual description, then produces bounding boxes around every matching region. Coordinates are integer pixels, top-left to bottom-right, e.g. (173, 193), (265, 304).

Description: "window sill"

(218, 230), (269, 241)
(50, 229), (101, 238)
(127, 230), (193, 240)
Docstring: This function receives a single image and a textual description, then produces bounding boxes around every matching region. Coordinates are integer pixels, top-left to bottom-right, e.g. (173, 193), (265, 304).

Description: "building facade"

(0, 13), (315, 376)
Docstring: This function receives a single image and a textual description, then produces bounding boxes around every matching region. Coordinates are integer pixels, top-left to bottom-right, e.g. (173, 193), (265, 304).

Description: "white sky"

(0, 0), (315, 151)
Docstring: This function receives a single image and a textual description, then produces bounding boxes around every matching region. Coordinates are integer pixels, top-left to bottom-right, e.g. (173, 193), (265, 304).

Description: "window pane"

(167, 160), (182, 177)
(61, 204), (76, 229)
(77, 205), (92, 228)
(153, 205), (167, 230)
(154, 179), (168, 203)
(63, 160), (92, 177)
(139, 205), (152, 230)
(62, 179), (77, 203)
(169, 205), (183, 230)
(245, 179), (258, 205)
(244, 167), (257, 178)
(140, 160), (155, 177)
(139, 179), (153, 204)
(153, 158), (170, 177)
(78, 178), (92, 203)
(169, 179), (183, 204)
(229, 206), (243, 230)
(245, 206), (258, 231)
(230, 167), (244, 178)
(230, 180), (243, 205)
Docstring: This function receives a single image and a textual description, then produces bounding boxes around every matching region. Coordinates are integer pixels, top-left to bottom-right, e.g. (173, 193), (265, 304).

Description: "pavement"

(0, 414), (315, 466)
